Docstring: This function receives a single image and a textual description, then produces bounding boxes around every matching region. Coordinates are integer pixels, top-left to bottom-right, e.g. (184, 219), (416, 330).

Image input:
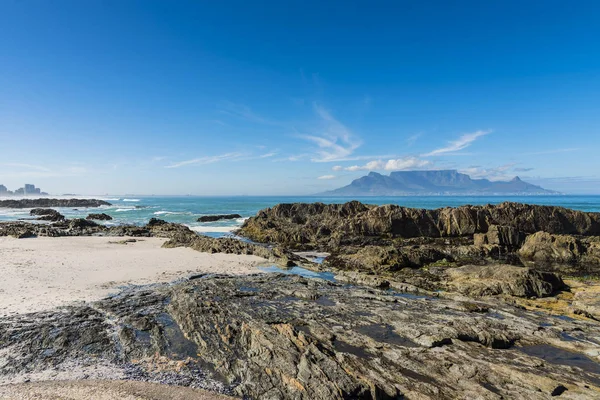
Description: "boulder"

(69, 218), (100, 230)
(473, 225), (525, 248)
(443, 264), (566, 298)
(518, 232), (583, 263)
(86, 213), (113, 221)
(29, 208), (65, 222)
(198, 214), (242, 222)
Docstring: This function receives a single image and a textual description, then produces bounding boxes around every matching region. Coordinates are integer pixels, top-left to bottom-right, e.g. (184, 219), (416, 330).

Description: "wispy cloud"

(514, 167), (534, 172)
(406, 133), (422, 147)
(219, 102), (279, 126)
(519, 148), (580, 156)
(3, 163), (51, 172)
(164, 150), (278, 168)
(422, 130), (491, 157)
(335, 156), (432, 172)
(299, 103), (362, 162)
(459, 163), (517, 181)
(165, 152), (245, 168)
(2, 163), (88, 178)
(317, 175), (337, 180)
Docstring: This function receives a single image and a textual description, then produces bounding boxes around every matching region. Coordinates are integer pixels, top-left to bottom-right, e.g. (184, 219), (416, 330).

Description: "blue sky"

(1, 0), (599, 195)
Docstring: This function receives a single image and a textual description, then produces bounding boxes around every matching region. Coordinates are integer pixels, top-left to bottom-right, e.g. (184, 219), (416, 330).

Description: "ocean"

(1, 195), (600, 238)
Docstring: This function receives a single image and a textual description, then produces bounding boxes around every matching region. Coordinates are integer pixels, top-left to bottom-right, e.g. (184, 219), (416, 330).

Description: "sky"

(1, 0), (599, 195)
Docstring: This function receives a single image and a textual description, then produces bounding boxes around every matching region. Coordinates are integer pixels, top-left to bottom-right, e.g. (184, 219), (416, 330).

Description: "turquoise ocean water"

(1, 195), (600, 238)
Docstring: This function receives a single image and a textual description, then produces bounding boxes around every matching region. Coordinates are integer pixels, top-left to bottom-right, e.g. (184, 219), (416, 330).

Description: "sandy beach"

(0, 380), (234, 400)
(0, 236), (266, 316)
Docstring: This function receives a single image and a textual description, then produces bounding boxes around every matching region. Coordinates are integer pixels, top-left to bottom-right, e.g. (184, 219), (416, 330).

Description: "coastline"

(1, 200), (600, 398)
(0, 236), (265, 316)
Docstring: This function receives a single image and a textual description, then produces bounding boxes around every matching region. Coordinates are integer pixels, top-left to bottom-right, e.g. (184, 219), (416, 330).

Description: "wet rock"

(443, 264), (566, 298)
(198, 214), (242, 222)
(0, 199), (111, 209)
(1, 275), (600, 399)
(86, 213), (113, 221)
(69, 218), (101, 230)
(29, 208), (66, 222)
(551, 384), (567, 396)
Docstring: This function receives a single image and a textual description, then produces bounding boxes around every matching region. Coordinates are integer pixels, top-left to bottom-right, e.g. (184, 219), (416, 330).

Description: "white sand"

(0, 236), (266, 316)
(0, 380), (234, 400)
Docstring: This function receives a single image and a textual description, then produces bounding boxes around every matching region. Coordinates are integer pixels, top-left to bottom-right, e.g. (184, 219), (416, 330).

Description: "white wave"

(114, 208), (136, 212)
(235, 217), (249, 223)
(0, 210), (29, 217)
(103, 198), (121, 201)
(122, 199), (141, 202)
(189, 226), (238, 233)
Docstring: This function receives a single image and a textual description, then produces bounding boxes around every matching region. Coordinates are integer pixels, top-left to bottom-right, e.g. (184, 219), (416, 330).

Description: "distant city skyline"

(0, 183), (48, 196)
(1, 1), (599, 195)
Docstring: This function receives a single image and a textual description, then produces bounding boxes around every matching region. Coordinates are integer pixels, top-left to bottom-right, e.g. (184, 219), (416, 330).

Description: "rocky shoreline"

(0, 198), (111, 208)
(1, 201), (600, 398)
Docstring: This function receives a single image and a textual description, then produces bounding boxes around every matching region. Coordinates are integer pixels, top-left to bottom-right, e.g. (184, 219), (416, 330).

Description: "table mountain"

(321, 170), (555, 196)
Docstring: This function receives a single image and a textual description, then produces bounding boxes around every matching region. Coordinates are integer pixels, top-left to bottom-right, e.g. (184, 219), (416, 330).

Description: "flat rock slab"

(1, 274), (600, 399)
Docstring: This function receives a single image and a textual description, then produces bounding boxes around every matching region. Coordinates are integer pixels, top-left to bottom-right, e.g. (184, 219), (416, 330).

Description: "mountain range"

(321, 170), (556, 196)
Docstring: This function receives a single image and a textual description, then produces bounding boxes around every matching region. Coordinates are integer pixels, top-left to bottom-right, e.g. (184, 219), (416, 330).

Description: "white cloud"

(459, 163), (517, 181)
(339, 156), (432, 172)
(299, 103), (362, 162)
(317, 175), (337, 180)
(165, 152), (244, 168)
(422, 130), (491, 157)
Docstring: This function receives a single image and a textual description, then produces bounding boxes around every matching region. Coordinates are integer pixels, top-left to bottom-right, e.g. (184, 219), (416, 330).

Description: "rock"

(1, 274), (599, 399)
(0, 223), (36, 238)
(551, 385), (568, 396)
(443, 264), (566, 298)
(69, 218), (100, 230)
(29, 208), (65, 222)
(86, 213), (113, 221)
(239, 201), (600, 250)
(518, 232), (600, 269)
(198, 214), (242, 222)
(473, 225), (526, 248)
(0, 199), (111, 209)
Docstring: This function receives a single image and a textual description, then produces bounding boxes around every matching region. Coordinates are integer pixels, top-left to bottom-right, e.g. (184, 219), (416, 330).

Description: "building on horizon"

(0, 184), (47, 196)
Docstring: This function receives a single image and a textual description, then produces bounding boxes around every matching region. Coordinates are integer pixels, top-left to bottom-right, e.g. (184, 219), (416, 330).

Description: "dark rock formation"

(239, 201), (600, 250)
(519, 232), (600, 266)
(442, 264), (566, 297)
(86, 213), (113, 221)
(29, 208), (65, 222)
(0, 198), (111, 209)
(198, 214), (242, 222)
(1, 274), (599, 399)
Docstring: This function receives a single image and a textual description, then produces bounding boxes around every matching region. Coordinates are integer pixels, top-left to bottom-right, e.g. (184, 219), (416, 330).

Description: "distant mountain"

(321, 170), (557, 196)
